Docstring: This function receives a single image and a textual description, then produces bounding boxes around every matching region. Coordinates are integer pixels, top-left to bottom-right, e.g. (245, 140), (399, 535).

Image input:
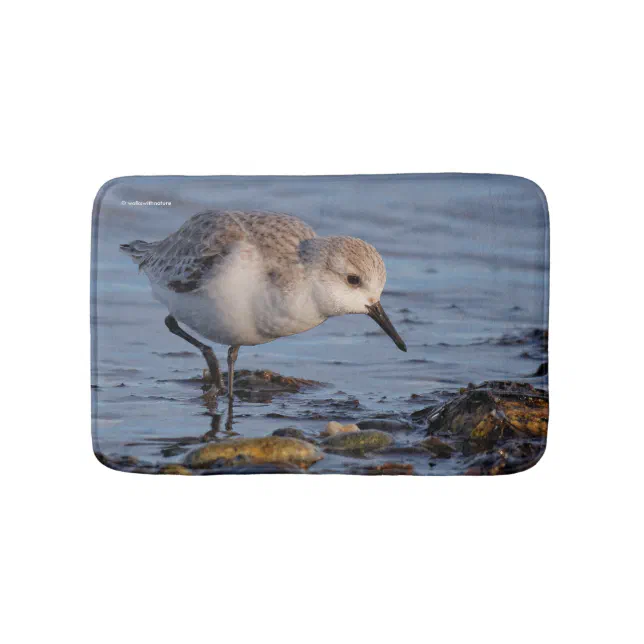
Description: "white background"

(2, 1), (643, 642)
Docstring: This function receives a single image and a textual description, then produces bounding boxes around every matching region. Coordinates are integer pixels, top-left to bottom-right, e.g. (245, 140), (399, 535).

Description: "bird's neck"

(299, 237), (347, 318)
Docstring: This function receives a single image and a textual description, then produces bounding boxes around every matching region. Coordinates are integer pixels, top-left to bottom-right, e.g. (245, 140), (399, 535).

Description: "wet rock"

(185, 436), (323, 469)
(95, 452), (158, 474)
(272, 427), (307, 440)
(357, 419), (413, 432)
(95, 452), (138, 469)
(201, 463), (303, 475)
(495, 329), (548, 349)
(231, 370), (323, 402)
(322, 430), (393, 453)
(421, 381), (548, 440)
(410, 405), (438, 423)
(465, 449), (510, 475)
(160, 445), (191, 458)
(362, 462), (415, 475)
(321, 421), (360, 437)
(159, 464), (193, 476)
(472, 439), (544, 473)
(377, 445), (432, 457)
(304, 397), (363, 414)
(533, 362), (548, 376)
(419, 437), (456, 458)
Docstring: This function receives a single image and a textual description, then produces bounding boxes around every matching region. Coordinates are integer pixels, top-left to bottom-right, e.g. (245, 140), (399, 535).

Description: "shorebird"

(120, 210), (407, 401)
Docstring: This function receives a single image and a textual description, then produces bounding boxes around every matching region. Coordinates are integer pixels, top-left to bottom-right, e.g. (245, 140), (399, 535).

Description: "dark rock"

(94, 452), (156, 474)
(533, 362), (548, 376)
(419, 436), (456, 458)
(357, 419), (413, 432)
(495, 328), (548, 349)
(376, 445), (432, 457)
(272, 427), (308, 441)
(410, 405), (438, 422)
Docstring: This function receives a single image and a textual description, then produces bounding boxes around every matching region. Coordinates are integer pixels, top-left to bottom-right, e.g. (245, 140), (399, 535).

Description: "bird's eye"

(347, 274), (361, 286)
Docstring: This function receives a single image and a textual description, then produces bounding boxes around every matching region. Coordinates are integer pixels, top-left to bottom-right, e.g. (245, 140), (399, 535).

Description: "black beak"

(366, 302), (407, 352)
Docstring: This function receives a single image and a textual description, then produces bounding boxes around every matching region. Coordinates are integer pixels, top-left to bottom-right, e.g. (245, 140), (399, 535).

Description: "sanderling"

(120, 210), (406, 401)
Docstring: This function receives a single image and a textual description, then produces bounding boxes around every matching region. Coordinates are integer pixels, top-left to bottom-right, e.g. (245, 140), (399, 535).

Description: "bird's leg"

(202, 413), (222, 442)
(164, 315), (224, 392)
(225, 346), (240, 433)
(227, 345), (240, 401)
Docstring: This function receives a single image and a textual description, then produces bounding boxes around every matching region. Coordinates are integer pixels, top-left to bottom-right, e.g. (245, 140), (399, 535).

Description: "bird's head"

(304, 236), (407, 352)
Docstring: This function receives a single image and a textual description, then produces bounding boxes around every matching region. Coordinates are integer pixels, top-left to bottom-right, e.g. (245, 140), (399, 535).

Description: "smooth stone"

(357, 419), (413, 432)
(185, 436), (323, 469)
(322, 429), (393, 453)
(321, 421), (361, 437)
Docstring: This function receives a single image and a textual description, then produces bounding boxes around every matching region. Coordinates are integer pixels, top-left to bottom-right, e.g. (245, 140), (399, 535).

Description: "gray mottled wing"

(139, 210), (317, 293)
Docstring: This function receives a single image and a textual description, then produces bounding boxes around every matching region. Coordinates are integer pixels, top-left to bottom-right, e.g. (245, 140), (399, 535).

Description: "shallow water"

(91, 174), (549, 475)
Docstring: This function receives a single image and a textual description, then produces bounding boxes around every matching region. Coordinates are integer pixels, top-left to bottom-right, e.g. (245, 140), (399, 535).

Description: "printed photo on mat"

(91, 174), (549, 475)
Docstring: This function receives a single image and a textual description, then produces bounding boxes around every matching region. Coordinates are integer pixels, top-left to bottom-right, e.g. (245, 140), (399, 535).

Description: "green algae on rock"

(322, 429), (393, 453)
(185, 436), (323, 469)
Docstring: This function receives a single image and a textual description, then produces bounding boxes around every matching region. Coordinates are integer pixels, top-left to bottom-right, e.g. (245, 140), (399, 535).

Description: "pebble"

(322, 421), (361, 436)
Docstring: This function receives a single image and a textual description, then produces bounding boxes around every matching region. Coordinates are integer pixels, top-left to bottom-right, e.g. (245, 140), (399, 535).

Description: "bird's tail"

(119, 240), (157, 266)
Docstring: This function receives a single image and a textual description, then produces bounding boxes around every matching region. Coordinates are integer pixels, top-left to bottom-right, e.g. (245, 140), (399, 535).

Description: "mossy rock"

(185, 436), (323, 469)
(422, 381), (548, 440)
(322, 429), (393, 453)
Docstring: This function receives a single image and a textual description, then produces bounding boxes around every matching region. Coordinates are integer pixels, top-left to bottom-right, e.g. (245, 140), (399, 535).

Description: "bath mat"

(91, 174), (549, 475)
